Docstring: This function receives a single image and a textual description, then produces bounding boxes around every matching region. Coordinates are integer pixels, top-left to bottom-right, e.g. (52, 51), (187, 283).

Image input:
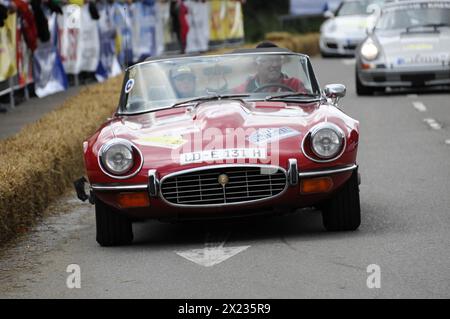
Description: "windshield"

(335, 0), (384, 16)
(377, 2), (450, 30)
(119, 53), (320, 114)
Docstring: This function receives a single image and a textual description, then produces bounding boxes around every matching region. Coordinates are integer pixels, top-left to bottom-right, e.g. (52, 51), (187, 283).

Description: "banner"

(78, 4), (100, 72)
(155, 0), (166, 56)
(112, 2), (132, 67)
(0, 13), (17, 82)
(185, 0), (210, 53)
(209, 0), (226, 42)
(209, 0), (244, 42)
(226, 0), (244, 40)
(156, 0), (174, 49)
(96, 3), (121, 82)
(58, 4), (100, 74)
(33, 41), (68, 98)
(131, 1), (157, 62)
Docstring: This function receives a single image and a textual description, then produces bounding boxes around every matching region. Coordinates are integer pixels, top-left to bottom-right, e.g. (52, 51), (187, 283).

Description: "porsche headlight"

(310, 124), (345, 160)
(360, 39), (379, 61)
(100, 140), (134, 175)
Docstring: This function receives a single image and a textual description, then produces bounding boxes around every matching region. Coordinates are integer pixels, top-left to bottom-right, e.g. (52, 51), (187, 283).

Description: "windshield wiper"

(265, 92), (321, 101)
(406, 23), (450, 32)
(169, 94), (251, 109)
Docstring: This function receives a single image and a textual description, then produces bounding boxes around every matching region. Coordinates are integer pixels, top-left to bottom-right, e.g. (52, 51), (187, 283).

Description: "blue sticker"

(396, 58), (405, 65)
(125, 79), (135, 94)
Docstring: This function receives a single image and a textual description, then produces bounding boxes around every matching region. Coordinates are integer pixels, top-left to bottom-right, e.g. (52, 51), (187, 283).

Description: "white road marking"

(412, 101), (427, 112)
(423, 118), (442, 130)
(445, 139), (450, 145)
(175, 232), (250, 267)
(342, 59), (356, 66)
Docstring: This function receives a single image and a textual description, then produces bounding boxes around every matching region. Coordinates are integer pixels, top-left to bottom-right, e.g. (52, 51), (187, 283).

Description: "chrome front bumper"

(89, 162), (358, 195)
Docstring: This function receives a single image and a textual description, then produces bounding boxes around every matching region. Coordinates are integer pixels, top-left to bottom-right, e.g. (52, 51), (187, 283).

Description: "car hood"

(102, 100), (357, 172)
(376, 29), (450, 68)
(323, 15), (374, 38)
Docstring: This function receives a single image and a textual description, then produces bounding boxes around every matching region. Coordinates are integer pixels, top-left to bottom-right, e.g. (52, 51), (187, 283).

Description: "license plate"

(180, 148), (267, 165)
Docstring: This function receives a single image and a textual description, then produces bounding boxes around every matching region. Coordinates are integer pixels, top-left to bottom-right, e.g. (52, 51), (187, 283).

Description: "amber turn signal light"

(117, 192), (150, 208)
(300, 177), (333, 194)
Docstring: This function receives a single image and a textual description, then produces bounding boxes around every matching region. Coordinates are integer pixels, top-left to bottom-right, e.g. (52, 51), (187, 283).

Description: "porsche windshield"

(377, 3), (450, 30)
(120, 53), (320, 114)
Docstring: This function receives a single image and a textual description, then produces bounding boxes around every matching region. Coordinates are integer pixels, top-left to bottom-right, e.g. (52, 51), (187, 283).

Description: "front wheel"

(95, 198), (133, 246)
(321, 170), (361, 231)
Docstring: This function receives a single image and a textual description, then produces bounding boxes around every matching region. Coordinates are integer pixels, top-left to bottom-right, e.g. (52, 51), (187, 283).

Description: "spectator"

(170, 0), (189, 53)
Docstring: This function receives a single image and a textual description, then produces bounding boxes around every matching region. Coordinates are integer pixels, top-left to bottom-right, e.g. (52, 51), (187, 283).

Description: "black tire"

(95, 199), (133, 246)
(320, 50), (333, 58)
(356, 70), (375, 96)
(321, 170), (361, 231)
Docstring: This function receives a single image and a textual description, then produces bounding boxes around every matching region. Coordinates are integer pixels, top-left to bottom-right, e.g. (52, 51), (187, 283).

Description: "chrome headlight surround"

(302, 123), (346, 163)
(360, 38), (379, 61)
(98, 139), (143, 179)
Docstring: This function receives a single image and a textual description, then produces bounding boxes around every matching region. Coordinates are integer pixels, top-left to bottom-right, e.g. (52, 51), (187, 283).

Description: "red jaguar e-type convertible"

(75, 47), (361, 246)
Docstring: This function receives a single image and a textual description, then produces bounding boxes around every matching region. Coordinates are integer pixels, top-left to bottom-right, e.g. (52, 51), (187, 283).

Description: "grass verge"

(0, 76), (123, 244)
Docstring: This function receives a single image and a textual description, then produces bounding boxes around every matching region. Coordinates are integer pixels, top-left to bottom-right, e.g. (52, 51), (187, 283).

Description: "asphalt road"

(1, 57), (449, 299)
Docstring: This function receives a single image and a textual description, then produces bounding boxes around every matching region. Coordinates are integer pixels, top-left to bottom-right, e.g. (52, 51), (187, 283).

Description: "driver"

(234, 55), (307, 94)
(170, 65), (197, 98)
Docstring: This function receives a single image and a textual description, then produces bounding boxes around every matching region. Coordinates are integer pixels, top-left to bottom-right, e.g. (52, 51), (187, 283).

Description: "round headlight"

(310, 124), (345, 160)
(100, 141), (134, 175)
(361, 39), (379, 61)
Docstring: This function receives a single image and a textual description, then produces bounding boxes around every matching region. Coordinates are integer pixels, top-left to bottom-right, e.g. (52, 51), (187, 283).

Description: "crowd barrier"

(0, 0), (245, 109)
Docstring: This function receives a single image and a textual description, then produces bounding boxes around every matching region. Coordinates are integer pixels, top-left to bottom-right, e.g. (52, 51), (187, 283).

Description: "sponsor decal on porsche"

(396, 53), (450, 65)
(403, 43), (433, 51)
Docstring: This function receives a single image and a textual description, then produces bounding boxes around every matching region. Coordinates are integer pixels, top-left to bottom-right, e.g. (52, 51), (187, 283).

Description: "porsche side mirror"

(323, 10), (334, 19)
(324, 84), (346, 106)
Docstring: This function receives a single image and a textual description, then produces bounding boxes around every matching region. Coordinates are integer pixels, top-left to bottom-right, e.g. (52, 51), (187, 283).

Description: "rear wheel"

(356, 70), (375, 96)
(95, 198), (133, 246)
(321, 170), (361, 231)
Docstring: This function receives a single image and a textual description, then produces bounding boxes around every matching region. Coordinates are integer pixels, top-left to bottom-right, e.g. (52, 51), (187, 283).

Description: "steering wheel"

(253, 83), (296, 93)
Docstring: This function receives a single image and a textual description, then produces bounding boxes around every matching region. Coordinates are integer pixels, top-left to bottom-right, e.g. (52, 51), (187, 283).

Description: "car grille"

(343, 44), (357, 50)
(161, 166), (287, 206)
(326, 42), (338, 49)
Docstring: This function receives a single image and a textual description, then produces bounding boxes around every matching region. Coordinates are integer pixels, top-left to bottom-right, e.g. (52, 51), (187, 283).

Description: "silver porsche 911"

(355, 0), (450, 95)
(320, 0), (385, 57)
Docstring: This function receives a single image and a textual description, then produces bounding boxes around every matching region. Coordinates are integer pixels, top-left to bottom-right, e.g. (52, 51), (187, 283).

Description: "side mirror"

(324, 84), (346, 106)
(323, 10), (334, 19)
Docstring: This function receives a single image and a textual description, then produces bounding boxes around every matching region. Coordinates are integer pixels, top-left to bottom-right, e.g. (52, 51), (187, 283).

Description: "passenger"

(170, 65), (197, 98)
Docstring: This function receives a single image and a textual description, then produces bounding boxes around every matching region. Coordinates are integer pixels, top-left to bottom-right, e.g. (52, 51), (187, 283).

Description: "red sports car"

(75, 48), (361, 246)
